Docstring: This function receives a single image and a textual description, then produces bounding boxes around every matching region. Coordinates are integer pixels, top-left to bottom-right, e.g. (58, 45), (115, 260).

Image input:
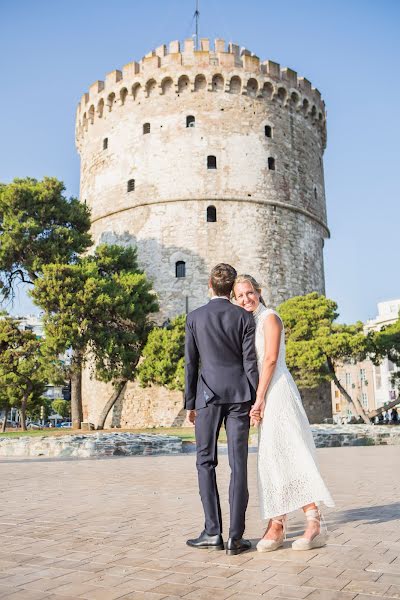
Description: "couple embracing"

(184, 264), (334, 555)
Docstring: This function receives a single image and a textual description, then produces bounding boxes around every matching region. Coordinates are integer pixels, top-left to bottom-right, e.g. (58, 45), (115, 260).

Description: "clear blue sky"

(1, 0), (399, 323)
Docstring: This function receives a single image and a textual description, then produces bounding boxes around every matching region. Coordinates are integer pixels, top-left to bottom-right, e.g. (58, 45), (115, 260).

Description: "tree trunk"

(1, 407), (8, 432)
(96, 380), (128, 430)
(71, 368), (83, 430)
(367, 397), (399, 419)
(20, 394), (28, 431)
(327, 357), (370, 424)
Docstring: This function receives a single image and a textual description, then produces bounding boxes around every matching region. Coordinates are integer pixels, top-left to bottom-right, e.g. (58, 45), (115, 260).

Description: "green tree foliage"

(0, 316), (51, 429)
(51, 398), (70, 419)
(278, 292), (371, 422)
(31, 244), (159, 429)
(27, 397), (53, 422)
(369, 312), (400, 392)
(0, 177), (92, 298)
(138, 315), (185, 391)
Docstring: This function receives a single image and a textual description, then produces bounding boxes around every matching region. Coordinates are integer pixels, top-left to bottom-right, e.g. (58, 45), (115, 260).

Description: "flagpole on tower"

(194, 0), (200, 50)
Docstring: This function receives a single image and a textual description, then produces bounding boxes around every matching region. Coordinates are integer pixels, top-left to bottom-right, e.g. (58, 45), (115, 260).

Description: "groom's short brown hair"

(210, 263), (237, 297)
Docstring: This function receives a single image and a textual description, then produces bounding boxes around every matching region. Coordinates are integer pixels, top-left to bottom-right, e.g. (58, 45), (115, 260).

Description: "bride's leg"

(263, 515), (285, 541)
(301, 503), (320, 540)
(292, 505), (328, 550)
(256, 515), (286, 552)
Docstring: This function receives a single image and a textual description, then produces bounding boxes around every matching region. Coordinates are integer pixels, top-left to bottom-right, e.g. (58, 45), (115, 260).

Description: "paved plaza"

(0, 445), (400, 600)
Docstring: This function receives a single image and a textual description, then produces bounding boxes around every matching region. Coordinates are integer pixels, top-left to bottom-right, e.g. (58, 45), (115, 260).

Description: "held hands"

(188, 410), (197, 424)
(250, 398), (265, 427)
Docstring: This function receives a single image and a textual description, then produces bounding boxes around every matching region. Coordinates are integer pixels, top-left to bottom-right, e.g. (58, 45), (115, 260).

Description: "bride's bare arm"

(250, 314), (282, 424)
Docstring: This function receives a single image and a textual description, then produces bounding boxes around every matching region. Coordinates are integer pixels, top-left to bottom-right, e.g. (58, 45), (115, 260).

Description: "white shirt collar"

(210, 295), (230, 300)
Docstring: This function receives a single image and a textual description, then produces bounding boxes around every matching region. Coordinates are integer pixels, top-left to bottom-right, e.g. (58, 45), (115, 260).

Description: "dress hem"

(260, 497), (335, 520)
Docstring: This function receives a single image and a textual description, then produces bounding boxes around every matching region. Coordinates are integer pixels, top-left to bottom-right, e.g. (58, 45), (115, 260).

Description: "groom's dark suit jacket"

(184, 298), (259, 410)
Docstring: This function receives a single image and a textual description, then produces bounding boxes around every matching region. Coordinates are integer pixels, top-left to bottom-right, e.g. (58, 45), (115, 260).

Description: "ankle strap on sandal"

(304, 509), (320, 522)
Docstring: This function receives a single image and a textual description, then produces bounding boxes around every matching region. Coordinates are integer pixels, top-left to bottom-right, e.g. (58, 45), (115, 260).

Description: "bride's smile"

(234, 281), (260, 312)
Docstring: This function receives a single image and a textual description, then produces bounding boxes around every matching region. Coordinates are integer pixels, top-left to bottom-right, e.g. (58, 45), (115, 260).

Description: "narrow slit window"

(127, 179), (135, 192)
(265, 125), (272, 138)
(186, 115), (195, 128)
(207, 155), (217, 169)
(314, 187), (318, 199)
(268, 157), (275, 170)
(103, 137), (108, 150)
(143, 122), (150, 135)
(207, 206), (217, 222)
(175, 261), (186, 278)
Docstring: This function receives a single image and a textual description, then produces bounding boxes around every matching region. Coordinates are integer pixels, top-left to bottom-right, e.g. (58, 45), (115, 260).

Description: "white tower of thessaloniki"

(76, 38), (329, 321)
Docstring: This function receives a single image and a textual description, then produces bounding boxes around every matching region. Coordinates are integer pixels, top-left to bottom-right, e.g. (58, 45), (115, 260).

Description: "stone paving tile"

(6, 590), (54, 600)
(264, 583), (316, 598)
(266, 573), (313, 586)
(0, 447), (399, 600)
(183, 588), (237, 599)
(78, 587), (131, 600)
(224, 578), (277, 595)
(301, 567), (346, 579)
(378, 576), (400, 586)
(161, 571), (209, 585)
(114, 577), (162, 594)
(306, 577), (352, 591)
(343, 581), (391, 596)
(341, 570), (383, 582)
(117, 593), (167, 600)
(307, 592), (357, 600)
(55, 582), (107, 597)
(354, 596), (388, 600)
(149, 581), (200, 596)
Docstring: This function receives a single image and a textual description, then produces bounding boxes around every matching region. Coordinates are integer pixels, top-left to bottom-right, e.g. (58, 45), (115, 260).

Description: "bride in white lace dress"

(233, 275), (334, 552)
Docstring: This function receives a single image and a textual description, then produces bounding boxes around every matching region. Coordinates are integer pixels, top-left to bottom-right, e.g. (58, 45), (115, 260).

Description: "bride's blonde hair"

(232, 274), (267, 306)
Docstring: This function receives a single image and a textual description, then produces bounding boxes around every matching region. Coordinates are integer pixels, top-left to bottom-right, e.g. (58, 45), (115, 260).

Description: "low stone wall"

(2, 424), (400, 459)
(311, 424), (400, 447)
(0, 433), (182, 458)
(251, 424), (400, 448)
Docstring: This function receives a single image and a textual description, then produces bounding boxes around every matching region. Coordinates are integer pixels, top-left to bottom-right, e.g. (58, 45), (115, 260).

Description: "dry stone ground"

(0, 445), (399, 599)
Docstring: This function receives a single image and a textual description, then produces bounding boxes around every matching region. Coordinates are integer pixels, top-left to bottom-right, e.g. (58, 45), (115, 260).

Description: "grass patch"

(0, 426), (258, 443)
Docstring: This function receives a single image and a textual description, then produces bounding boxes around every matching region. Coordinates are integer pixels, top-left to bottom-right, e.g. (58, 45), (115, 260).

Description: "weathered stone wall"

(0, 433), (182, 458)
(76, 38), (332, 425)
(82, 370), (188, 429)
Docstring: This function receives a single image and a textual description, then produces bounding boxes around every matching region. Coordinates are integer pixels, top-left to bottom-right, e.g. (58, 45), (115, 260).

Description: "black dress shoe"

(226, 537), (252, 555)
(186, 530), (224, 550)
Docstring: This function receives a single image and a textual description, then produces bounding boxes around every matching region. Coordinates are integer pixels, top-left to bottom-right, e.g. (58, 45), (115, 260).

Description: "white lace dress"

(254, 304), (334, 519)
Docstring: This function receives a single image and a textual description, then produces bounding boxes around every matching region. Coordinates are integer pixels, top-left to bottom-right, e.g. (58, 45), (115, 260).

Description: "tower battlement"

(76, 38), (326, 147)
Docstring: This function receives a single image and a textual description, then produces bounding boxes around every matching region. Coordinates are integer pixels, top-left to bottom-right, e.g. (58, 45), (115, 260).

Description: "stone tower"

(76, 38), (331, 426)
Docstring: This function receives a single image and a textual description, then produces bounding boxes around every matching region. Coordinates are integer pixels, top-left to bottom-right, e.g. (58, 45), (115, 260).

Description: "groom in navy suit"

(184, 263), (259, 555)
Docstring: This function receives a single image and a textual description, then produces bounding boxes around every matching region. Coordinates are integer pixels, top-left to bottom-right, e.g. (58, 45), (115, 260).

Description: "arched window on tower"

(268, 157), (276, 171)
(176, 261), (186, 278)
(314, 187), (318, 199)
(103, 138), (108, 150)
(265, 125), (272, 138)
(207, 206), (217, 222)
(186, 115), (195, 128)
(143, 122), (151, 135)
(127, 179), (135, 192)
(207, 155), (217, 169)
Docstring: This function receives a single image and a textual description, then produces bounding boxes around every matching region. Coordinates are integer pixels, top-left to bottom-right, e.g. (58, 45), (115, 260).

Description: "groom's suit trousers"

(195, 400), (252, 540)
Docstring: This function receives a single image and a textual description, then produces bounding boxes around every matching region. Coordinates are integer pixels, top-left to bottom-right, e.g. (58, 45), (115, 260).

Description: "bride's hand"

(250, 399), (265, 427)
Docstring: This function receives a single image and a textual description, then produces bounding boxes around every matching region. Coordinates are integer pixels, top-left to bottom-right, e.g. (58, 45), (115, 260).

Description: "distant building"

(13, 314), (44, 337)
(332, 300), (400, 420)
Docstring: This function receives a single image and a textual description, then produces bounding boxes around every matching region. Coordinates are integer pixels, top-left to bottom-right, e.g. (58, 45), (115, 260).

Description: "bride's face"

(234, 281), (260, 312)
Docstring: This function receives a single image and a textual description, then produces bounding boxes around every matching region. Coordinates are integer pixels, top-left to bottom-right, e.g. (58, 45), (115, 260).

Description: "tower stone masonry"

(76, 38), (331, 426)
